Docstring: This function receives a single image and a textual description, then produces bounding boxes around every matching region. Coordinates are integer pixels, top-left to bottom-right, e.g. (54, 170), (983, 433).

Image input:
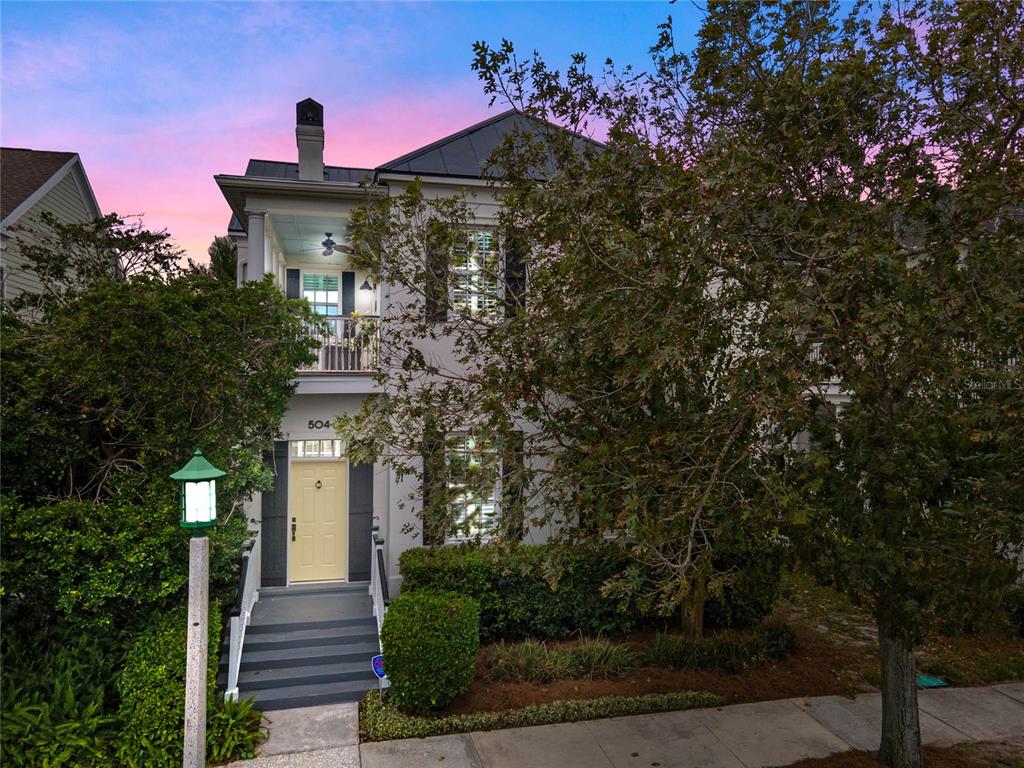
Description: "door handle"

(315, 480), (323, 490)
(291, 517), (297, 542)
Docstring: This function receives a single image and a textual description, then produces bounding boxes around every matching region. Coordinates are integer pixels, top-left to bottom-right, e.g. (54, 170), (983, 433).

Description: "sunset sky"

(1, 1), (702, 261)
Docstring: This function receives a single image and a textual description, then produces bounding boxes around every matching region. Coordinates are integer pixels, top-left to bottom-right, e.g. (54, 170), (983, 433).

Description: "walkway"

(228, 682), (1024, 768)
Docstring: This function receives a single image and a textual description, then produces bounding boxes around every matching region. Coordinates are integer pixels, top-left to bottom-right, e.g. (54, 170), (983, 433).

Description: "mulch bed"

(782, 739), (1024, 767)
(447, 626), (876, 715)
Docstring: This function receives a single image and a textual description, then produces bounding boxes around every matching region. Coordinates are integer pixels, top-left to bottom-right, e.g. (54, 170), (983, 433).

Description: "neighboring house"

(0, 147), (102, 300)
(215, 99), (561, 597)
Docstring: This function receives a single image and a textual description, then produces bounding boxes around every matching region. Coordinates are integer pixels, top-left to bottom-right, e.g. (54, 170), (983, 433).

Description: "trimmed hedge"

(116, 601), (264, 766)
(360, 689), (723, 742)
(400, 543), (639, 642)
(400, 540), (786, 642)
(117, 603), (220, 766)
(381, 591), (480, 713)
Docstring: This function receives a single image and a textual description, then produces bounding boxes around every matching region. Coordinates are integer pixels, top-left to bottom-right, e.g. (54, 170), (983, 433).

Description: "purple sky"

(1, 2), (701, 261)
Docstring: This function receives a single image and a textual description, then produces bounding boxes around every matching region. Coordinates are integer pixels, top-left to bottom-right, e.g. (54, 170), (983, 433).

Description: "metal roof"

(243, 159), (373, 183)
(375, 109), (600, 179)
(224, 109), (602, 232)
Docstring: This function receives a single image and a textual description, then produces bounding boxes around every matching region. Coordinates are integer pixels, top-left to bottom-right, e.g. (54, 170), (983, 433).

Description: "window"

(290, 440), (343, 458)
(303, 273), (339, 315)
(446, 434), (499, 539)
(452, 230), (499, 314)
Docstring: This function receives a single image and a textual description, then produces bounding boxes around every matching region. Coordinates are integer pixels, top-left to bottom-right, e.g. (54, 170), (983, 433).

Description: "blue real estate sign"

(371, 654), (385, 679)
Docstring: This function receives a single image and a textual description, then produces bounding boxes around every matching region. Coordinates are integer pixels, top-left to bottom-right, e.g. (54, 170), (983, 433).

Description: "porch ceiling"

(272, 213), (349, 265)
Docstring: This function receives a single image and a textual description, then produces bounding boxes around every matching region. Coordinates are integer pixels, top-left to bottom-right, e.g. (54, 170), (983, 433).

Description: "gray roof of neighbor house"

(1, 148), (78, 221)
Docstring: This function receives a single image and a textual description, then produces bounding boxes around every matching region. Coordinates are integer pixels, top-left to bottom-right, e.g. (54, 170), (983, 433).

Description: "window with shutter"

(452, 230), (500, 315)
(303, 273), (339, 315)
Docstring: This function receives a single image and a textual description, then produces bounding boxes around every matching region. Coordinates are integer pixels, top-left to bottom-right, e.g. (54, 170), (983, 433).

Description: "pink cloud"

(77, 86), (492, 263)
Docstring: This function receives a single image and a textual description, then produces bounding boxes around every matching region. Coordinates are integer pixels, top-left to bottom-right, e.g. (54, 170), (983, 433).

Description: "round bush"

(381, 591), (479, 713)
(704, 533), (788, 629)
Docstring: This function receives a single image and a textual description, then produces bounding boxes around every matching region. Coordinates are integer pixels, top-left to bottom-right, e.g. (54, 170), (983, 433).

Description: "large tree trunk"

(681, 576), (707, 638)
(877, 616), (923, 768)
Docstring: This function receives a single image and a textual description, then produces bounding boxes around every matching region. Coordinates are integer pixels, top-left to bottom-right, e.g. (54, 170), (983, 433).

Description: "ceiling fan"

(321, 232), (353, 257)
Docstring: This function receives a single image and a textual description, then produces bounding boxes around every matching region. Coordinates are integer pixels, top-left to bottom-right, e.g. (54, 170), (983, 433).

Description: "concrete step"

(238, 660), (377, 690)
(247, 616), (376, 636)
(259, 582), (369, 597)
(241, 677), (379, 711)
(243, 630), (380, 655)
(249, 592), (374, 626)
(238, 640), (380, 671)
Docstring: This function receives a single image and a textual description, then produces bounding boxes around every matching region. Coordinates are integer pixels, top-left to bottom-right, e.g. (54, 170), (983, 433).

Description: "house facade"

(215, 99), (553, 596)
(0, 147), (102, 300)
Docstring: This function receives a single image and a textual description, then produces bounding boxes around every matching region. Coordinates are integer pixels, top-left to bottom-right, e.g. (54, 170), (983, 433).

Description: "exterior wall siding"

(1, 170), (96, 299)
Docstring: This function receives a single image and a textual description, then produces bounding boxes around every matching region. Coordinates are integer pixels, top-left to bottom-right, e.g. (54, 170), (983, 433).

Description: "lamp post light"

(170, 449), (225, 768)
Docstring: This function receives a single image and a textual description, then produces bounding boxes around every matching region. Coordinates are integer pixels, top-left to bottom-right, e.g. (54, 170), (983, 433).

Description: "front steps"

(231, 583), (381, 711)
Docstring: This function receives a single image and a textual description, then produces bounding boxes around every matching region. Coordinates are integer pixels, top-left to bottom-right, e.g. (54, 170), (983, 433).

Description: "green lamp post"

(171, 448), (226, 533)
(170, 449), (225, 768)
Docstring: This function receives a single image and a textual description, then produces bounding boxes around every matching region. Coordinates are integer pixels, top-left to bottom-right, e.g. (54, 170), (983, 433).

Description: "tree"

(343, 2), (1022, 767)
(340, 53), (783, 636)
(207, 235), (238, 282)
(2, 215), (316, 506)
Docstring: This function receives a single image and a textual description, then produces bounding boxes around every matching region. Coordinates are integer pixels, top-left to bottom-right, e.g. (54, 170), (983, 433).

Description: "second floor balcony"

(302, 315), (379, 374)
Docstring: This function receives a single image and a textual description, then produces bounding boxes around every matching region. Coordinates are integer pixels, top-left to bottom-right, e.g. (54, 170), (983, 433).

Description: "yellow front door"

(289, 461), (348, 582)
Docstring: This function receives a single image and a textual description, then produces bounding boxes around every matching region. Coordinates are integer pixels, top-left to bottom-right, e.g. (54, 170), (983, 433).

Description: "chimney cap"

(296, 98), (323, 127)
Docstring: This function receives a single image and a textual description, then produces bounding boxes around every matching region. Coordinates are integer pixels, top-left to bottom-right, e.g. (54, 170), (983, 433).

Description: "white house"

(215, 99), (556, 597)
(1, 147), (102, 300)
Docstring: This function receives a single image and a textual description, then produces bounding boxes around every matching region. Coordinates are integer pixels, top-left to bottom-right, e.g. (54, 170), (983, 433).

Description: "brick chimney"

(296, 98), (324, 181)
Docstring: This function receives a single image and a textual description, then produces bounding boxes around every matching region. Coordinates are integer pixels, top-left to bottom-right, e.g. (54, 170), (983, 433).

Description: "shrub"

(484, 637), (640, 683)
(400, 542), (639, 642)
(485, 640), (570, 683)
(0, 495), (249, 636)
(381, 591), (480, 713)
(207, 698), (266, 764)
(117, 600), (263, 767)
(360, 689), (723, 742)
(1006, 586), (1024, 639)
(703, 531), (789, 629)
(0, 635), (122, 768)
(566, 638), (640, 679)
(646, 623), (797, 673)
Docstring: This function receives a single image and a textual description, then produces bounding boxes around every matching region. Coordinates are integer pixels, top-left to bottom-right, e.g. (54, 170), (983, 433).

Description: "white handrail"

(225, 530), (261, 702)
(369, 527), (389, 637)
(301, 316), (380, 373)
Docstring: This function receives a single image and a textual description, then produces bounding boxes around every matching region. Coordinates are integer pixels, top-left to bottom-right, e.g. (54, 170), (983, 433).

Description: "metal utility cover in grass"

(917, 674), (949, 688)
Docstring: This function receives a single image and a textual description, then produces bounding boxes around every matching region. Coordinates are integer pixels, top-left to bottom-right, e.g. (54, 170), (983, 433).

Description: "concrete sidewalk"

(230, 682), (1024, 768)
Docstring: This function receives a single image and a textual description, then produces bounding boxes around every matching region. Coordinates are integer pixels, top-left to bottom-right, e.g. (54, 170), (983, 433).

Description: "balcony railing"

(302, 316), (379, 373)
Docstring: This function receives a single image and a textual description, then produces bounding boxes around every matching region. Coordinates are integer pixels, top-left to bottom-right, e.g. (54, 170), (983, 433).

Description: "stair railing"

(225, 530), (261, 701)
(369, 526), (390, 637)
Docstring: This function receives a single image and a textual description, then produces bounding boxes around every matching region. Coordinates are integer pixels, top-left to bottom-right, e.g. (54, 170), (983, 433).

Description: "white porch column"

(246, 210), (268, 279)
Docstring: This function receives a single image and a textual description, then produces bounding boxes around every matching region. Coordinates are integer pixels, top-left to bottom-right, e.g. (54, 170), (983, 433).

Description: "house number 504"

(308, 419), (333, 430)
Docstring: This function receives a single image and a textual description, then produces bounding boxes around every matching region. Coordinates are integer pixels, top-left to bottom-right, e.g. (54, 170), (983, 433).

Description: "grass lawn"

(775, 570), (1024, 690)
